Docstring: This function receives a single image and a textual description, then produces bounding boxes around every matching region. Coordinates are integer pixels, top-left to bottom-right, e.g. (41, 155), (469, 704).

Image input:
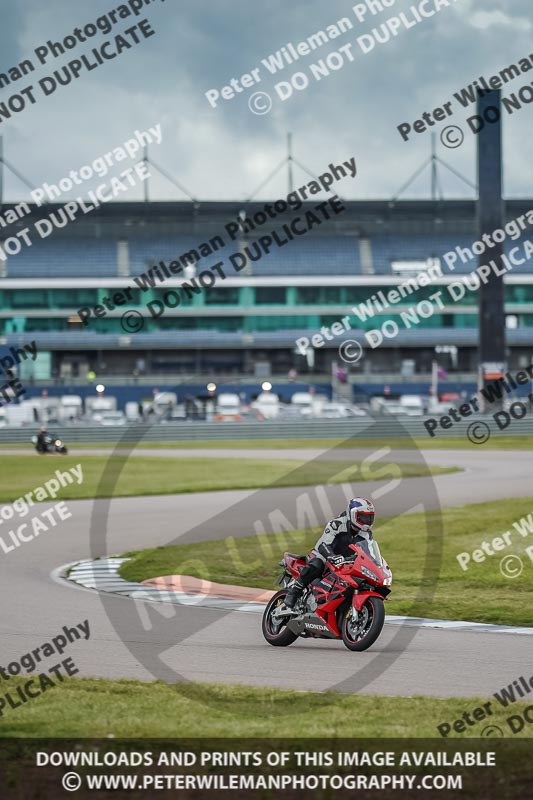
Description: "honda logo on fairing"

(305, 623), (327, 630)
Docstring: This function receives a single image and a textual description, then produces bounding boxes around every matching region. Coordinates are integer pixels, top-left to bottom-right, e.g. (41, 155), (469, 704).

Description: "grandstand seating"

(242, 235), (361, 275)
(3, 200), (531, 392)
(129, 236), (204, 275)
(7, 238), (117, 278)
(127, 234), (362, 276)
(6, 230), (531, 277)
(371, 234), (472, 274)
(5, 228), (532, 279)
(462, 235), (533, 274)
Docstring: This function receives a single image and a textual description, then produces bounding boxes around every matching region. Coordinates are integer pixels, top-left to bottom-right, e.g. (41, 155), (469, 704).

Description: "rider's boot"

(284, 579), (305, 609)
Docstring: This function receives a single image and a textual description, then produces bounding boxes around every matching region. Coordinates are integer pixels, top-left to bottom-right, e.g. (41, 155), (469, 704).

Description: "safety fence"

(1, 417), (532, 444)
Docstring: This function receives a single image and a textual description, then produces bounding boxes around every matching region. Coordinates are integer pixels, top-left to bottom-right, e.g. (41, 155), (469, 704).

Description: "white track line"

(57, 557), (533, 635)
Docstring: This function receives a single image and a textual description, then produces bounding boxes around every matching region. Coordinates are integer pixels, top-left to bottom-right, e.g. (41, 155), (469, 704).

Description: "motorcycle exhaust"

(286, 613), (338, 638)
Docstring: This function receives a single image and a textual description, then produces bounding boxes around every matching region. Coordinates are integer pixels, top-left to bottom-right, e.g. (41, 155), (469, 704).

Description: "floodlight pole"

(431, 133), (437, 201)
(287, 132), (294, 194)
(477, 90), (506, 410)
(143, 145), (149, 203)
(0, 135), (3, 208)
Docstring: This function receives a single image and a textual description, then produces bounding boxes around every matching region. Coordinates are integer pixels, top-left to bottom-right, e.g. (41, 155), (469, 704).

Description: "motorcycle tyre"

(262, 590), (298, 647)
(341, 596), (385, 652)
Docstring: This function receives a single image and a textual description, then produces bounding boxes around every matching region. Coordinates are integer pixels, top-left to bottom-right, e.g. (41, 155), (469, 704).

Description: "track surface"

(0, 447), (531, 698)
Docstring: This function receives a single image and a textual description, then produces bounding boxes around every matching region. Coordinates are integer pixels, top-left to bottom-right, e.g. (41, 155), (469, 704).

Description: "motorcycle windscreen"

(356, 537), (383, 568)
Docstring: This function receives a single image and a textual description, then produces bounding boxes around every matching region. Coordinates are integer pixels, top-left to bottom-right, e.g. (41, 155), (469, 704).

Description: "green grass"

(0, 455), (454, 503)
(0, 676), (529, 738)
(4, 435), (533, 450)
(120, 497), (533, 627)
(157, 434), (531, 451)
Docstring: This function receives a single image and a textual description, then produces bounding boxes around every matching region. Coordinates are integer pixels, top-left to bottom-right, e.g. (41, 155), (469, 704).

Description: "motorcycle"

(262, 538), (392, 651)
(31, 434), (68, 455)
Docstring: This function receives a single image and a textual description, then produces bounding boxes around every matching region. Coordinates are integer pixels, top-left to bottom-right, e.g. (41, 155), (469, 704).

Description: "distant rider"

(36, 426), (47, 453)
(283, 497), (376, 609)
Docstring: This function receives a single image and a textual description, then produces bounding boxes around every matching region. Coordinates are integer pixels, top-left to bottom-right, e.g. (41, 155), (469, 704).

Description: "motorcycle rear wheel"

(341, 597), (385, 651)
(262, 590), (298, 647)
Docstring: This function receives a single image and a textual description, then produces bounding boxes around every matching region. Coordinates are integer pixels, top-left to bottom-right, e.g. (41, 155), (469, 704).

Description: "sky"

(0, 0), (531, 205)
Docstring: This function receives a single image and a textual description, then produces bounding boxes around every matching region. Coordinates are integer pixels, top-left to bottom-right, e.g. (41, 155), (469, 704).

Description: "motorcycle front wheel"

(262, 590), (298, 647)
(341, 597), (385, 651)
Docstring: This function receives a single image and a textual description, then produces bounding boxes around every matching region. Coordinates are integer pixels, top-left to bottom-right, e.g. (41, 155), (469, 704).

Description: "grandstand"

(1, 198), (532, 401)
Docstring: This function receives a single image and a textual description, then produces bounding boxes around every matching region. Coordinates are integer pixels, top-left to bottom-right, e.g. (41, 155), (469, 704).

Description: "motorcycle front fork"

(275, 570), (291, 588)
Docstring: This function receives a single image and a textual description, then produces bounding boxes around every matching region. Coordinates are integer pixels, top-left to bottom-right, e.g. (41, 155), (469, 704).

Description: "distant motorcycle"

(262, 539), (392, 651)
(31, 433), (68, 455)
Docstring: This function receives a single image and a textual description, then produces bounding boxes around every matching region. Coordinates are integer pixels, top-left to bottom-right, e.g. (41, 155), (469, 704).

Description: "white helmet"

(347, 497), (375, 534)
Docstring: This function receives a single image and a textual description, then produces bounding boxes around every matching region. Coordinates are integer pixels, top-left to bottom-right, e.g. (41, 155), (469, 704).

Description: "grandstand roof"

(1, 198), (532, 238)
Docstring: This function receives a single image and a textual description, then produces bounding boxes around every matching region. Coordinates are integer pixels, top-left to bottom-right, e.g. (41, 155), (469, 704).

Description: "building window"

(255, 287), (286, 304)
(296, 287), (341, 304)
(205, 288), (240, 305)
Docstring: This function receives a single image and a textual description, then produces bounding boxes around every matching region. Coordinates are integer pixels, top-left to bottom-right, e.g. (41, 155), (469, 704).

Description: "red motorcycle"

(262, 539), (392, 651)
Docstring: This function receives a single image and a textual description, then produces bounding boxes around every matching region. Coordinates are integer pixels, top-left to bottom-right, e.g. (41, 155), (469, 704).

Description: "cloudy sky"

(0, 0), (531, 204)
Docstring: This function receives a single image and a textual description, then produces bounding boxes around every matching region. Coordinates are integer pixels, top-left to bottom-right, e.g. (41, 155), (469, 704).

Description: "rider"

(283, 497), (375, 609)
(36, 426), (47, 453)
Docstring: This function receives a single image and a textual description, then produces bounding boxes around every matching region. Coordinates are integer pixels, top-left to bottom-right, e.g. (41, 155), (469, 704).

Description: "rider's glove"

(328, 554), (344, 567)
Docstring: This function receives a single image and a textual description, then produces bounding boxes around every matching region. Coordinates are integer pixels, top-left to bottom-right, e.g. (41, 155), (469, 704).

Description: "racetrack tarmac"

(0, 447), (531, 697)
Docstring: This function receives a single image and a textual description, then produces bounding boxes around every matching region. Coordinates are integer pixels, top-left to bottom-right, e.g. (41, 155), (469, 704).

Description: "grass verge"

(0, 455), (454, 503)
(120, 497), (533, 627)
(0, 676), (529, 738)
(147, 434), (533, 451)
(3, 435), (533, 449)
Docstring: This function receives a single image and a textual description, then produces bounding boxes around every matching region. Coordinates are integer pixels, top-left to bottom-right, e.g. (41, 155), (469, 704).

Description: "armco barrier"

(1, 417), (533, 444)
